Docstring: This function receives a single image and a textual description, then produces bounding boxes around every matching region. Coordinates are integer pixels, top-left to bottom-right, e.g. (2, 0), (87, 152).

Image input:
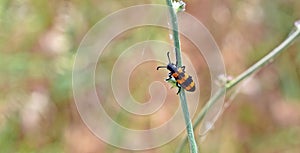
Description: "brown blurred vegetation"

(1, 0), (300, 153)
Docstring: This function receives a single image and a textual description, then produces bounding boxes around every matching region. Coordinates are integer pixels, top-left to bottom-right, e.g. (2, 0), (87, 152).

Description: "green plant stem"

(166, 0), (198, 153)
(179, 90), (198, 153)
(166, 0), (182, 66)
(176, 21), (300, 153)
(225, 27), (300, 89)
(176, 89), (225, 153)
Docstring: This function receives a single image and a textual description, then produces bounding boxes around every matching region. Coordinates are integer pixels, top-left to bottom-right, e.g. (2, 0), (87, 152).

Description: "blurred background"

(1, 0), (300, 153)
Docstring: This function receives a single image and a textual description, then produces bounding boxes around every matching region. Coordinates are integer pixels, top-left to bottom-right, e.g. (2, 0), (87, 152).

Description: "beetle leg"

(165, 73), (172, 81)
(176, 82), (181, 95)
(181, 66), (186, 71)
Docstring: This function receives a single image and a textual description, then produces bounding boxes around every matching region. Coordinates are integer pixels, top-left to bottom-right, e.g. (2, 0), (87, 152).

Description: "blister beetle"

(157, 52), (195, 94)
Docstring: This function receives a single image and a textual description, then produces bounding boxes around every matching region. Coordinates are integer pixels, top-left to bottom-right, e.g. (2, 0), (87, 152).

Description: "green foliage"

(0, 115), (20, 153)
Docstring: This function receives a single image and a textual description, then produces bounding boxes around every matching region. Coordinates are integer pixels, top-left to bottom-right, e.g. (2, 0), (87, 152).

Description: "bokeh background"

(1, 0), (300, 153)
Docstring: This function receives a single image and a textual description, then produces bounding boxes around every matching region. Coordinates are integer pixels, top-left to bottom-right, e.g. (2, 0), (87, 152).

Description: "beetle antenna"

(167, 52), (171, 63)
(156, 66), (167, 70)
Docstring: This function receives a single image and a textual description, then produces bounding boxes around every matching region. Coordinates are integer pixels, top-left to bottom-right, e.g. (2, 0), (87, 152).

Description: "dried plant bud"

(172, 0), (186, 12)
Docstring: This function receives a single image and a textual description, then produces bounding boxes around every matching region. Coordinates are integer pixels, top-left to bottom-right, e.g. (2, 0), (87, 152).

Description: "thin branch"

(176, 20), (300, 153)
(166, 0), (198, 153)
(226, 23), (300, 89)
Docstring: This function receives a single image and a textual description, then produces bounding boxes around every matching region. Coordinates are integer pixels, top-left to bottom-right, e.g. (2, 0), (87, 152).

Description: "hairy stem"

(166, 0), (198, 153)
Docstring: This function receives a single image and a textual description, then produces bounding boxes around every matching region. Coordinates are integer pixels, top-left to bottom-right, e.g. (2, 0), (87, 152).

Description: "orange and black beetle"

(157, 52), (195, 94)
